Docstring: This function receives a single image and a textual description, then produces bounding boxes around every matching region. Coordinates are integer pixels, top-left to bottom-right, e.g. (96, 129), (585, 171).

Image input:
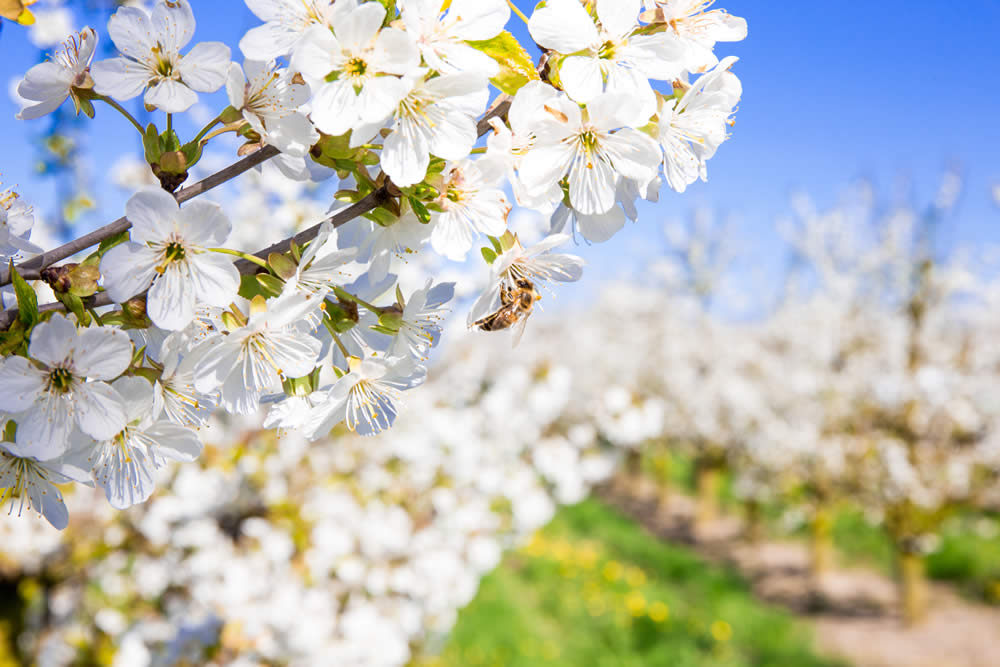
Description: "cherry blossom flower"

(484, 81), (564, 212)
(658, 57), (741, 193)
(641, 0), (747, 74)
(385, 280), (455, 360)
(518, 92), (661, 216)
(528, 0), (682, 118)
(399, 0), (509, 76)
(239, 0), (336, 61)
(279, 220), (359, 299)
(68, 377), (202, 510)
(0, 314), (132, 459)
(16, 27), (98, 120)
(304, 356), (426, 439)
(100, 188), (240, 331)
(428, 160), (509, 260)
(346, 212), (432, 284)
(0, 187), (41, 260)
(191, 294), (323, 415)
(91, 0), (231, 113)
(152, 334), (216, 427)
(467, 233), (585, 326)
(0, 439), (92, 530)
(226, 60), (318, 158)
(378, 70), (489, 188)
(292, 0), (419, 137)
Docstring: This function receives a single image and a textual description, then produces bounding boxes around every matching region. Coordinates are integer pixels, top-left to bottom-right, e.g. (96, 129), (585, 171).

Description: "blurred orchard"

(1, 1), (999, 666)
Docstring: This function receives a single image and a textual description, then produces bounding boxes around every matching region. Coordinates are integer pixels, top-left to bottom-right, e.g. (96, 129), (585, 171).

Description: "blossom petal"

(188, 252), (240, 309)
(75, 382), (128, 441)
(144, 421), (203, 462)
(91, 57), (150, 101)
(177, 42), (231, 93)
(106, 6), (156, 60)
(26, 313), (76, 367)
(175, 200), (231, 247)
(100, 242), (159, 304)
(449, 0), (510, 41)
(74, 327), (133, 380)
(0, 356), (46, 413)
(528, 0), (598, 53)
(144, 78), (198, 113)
(151, 0), (196, 53)
(125, 188), (179, 243)
(147, 262), (196, 331)
(15, 395), (74, 460)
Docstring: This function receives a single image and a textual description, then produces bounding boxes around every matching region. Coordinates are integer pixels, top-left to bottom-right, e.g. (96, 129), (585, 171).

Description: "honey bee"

(472, 277), (541, 345)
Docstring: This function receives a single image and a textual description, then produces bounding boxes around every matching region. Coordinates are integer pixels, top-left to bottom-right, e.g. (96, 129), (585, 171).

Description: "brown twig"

(0, 97), (512, 330)
(0, 145), (280, 287)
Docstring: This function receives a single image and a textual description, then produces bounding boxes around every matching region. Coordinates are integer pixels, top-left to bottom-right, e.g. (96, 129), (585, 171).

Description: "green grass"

(428, 499), (844, 667)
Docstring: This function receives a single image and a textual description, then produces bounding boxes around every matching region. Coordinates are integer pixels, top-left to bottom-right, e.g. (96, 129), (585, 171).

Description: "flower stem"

(210, 247), (270, 271)
(507, 0), (530, 25)
(322, 315), (352, 359)
(166, 112), (173, 135)
(333, 286), (382, 313)
(97, 96), (144, 134)
(192, 114), (224, 144)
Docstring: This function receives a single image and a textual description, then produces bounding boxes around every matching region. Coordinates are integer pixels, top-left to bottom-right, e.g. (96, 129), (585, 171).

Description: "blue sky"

(1, 0), (998, 305)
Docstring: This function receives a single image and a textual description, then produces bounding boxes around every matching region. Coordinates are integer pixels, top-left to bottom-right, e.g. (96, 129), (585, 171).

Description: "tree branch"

(0, 96), (512, 330)
(0, 145), (280, 287)
(0, 186), (395, 329)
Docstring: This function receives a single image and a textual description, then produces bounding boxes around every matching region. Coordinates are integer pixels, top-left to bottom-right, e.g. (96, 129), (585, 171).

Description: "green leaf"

(267, 252), (298, 280)
(160, 128), (181, 152)
(481, 247), (498, 265)
(56, 292), (89, 324)
(409, 196), (432, 224)
(142, 122), (162, 164)
(0, 329), (25, 356)
(9, 261), (38, 329)
(256, 273), (285, 297)
(467, 31), (540, 95)
(94, 230), (131, 260)
(374, 0), (396, 23)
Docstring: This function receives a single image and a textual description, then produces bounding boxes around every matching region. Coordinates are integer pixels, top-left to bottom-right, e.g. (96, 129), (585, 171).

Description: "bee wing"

(511, 312), (530, 348)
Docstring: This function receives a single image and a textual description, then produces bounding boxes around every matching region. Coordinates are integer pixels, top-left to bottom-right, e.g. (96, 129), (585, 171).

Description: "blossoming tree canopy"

(0, 0), (746, 529)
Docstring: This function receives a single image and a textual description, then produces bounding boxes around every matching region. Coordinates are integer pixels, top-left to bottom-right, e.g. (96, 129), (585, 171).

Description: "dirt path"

(598, 482), (1000, 667)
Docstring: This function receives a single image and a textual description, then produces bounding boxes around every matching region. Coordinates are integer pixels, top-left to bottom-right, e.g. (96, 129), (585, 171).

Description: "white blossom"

(304, 356), (426, 439)
(529, 0), (682, 118)
(0, 314), (132, 459)
(226, 60), (318, 158)
(191, 294), (323, 415)
(101, 188), (240, 331)
(0, 439), (92, 530)
(518, 91), (661, 217)
(658, 56), (741, 193)
(399, 0), (509, 76)
(379, 70), (489, 188)
(239, 0), (336, 61)
(16, 27), (98, 120)
(292, 0), (419, 137)
(91, 0), (231, 113)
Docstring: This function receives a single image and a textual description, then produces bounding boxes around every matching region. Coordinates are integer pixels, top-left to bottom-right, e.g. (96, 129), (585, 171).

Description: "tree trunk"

(745, 499), (764, 543)
(897, 546), (928, 626)
(809, 505), (834, 580)
(694, 463), (721, 536)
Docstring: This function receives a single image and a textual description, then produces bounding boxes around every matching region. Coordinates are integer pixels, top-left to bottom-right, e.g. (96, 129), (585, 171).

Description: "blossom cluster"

(2, 179), (1000, 664)
(1, 0), (746, 529)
